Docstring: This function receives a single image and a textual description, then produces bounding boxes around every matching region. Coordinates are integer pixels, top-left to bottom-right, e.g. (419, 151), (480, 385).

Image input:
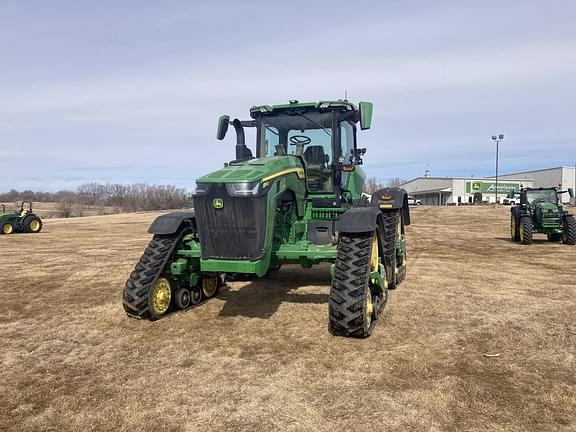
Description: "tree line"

(363, 177), (406, 194)
(0, 183), (190, 213)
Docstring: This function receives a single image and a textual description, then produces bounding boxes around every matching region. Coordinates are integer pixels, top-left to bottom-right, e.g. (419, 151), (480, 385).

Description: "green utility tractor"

(123, 100), (410, 337)
(510, 187), (575, 245)
(0, 201), (43, 235)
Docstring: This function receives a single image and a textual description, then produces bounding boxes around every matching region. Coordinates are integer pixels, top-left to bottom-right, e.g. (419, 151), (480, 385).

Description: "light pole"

(491, 134), (504, 204)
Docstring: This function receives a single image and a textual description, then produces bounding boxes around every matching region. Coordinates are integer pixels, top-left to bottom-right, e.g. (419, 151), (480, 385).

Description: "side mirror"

(569, 188), (574, 198)
(358, 102), (373, 130)
(216, 115), (230, 140)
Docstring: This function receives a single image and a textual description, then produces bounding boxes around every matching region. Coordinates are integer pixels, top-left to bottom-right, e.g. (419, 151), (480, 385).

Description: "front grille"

(194, 184), (266, 260)
(311, 208), (345, 220)
(541, 217), (560, 229)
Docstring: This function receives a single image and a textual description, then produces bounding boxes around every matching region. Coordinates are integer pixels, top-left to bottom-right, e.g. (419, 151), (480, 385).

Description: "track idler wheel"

(149, 276), (173, 318)
(190, 287), (202, 305)
(174, 288), (191, 309)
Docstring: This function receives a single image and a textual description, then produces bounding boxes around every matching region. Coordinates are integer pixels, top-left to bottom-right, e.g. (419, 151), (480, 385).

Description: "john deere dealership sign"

(466, 181), (520, 194)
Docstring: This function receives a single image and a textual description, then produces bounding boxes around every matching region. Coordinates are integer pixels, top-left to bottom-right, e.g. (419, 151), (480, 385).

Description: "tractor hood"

(196, 156), (304, 184)
(535, 201), (559, 214)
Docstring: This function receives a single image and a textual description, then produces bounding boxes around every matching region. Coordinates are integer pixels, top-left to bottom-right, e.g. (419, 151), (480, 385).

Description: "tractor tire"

(562, 215), (576, 245)
(1, 222), (15, 235)
(23, 215), (42, 233)
(329, 232), (381, 338)
(510, 215), (520, 241)
(380, 210), (403, 289)
(122, 234), (182, 320)
(519, 216), (533, 245)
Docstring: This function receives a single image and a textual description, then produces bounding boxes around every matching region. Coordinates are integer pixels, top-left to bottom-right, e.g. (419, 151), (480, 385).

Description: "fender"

(336, 207), (382, 234)
(371, 187), (411, 225)
(148, 211), (196, 235)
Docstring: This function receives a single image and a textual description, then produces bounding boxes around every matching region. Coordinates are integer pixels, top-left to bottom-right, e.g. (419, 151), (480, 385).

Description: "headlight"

(192, 183), (210, 196)
(226, 181), (262, 196)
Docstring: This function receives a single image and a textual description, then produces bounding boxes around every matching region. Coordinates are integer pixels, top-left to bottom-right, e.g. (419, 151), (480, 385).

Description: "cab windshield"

(526, 189), (557, 205)
(258, 111), (335, 192)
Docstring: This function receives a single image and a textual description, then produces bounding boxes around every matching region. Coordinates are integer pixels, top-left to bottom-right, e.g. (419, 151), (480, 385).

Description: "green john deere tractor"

(0, 201), (43, 235)
(510, 187), (575, 245)
(123, 100), (410, 337)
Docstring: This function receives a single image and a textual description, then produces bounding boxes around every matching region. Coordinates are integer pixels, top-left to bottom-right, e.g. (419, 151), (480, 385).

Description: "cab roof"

(249, 100), (356, 118)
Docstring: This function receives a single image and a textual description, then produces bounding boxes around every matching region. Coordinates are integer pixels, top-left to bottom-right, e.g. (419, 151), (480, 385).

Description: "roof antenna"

(344, 90), (348, 101)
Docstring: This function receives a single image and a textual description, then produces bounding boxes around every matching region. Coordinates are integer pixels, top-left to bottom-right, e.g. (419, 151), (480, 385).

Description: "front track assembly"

(122, 228), (222, 320)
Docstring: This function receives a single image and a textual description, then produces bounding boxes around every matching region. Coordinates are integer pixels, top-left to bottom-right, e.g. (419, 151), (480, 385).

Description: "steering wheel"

(289, 135), (311, 146)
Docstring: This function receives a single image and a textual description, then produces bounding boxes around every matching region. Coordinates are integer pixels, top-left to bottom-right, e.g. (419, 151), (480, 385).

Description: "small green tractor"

(510, 187), (575, 245)
(0, 201), (43, 235)
(123, 100), (410, 337)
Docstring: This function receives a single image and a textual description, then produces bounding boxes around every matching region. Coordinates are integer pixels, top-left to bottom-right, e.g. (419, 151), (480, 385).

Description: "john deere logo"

(213, 198), (224, 209)
(472, 182), (481, 190)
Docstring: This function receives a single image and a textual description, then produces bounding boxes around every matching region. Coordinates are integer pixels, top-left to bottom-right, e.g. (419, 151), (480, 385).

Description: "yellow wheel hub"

(365, 290), (373, 323)
(202, 277), (218, 298)
(150, 277), (171, 316)
(3, 224), (13, 234)
(370, 232), (379, 272)
(30, 220), (40, 232)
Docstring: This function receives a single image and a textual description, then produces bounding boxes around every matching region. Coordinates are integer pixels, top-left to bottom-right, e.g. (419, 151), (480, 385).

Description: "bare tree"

(363, 177), (384, 194)
(386, 177), (406, 188)
(56, 191), (76, 218)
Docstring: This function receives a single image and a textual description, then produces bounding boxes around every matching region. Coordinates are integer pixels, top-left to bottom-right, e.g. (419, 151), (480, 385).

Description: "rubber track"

(563, 215), (576, 245)
(380, 210), (400, 288)
(122, 233), (182, 320)
(329, 234), (373, 338)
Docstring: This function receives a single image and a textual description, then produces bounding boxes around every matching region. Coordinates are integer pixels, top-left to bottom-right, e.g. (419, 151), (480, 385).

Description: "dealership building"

(401, 177), (532, 205)
(498, 166), (575, 204)
(401, 166), (575, 205)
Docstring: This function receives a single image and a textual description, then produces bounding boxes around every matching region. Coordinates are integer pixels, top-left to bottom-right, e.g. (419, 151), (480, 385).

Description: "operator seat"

(303, 146), (327, 191)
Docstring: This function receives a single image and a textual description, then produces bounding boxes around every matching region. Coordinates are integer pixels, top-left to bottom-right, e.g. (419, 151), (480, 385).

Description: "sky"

(1, 0), (575, 192)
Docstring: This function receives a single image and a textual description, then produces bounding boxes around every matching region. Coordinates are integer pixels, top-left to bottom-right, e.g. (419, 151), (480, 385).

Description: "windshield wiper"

(294, 112), (332, 137)
(265, 126), (279, 136)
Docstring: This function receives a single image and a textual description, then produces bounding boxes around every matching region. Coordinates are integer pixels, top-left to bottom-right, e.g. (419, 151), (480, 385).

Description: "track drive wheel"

(519, 216), (533, 245)
(1, 222), (15, 235)
(329, 231), (383, 338)
(510, 215), (520, 241)
(562, 215), (576, 245)
(202, 275), (220, 299)
(24, 215), (42, 233)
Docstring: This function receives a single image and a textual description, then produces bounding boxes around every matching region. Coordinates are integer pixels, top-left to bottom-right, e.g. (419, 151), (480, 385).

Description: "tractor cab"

(19, 201), (33, 217)
(217, 100), (372, 197)
(520, 188), (559, 208)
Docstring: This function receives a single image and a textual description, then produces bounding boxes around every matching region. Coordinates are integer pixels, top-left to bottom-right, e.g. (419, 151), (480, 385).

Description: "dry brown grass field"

(1, 206), (575, 431)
